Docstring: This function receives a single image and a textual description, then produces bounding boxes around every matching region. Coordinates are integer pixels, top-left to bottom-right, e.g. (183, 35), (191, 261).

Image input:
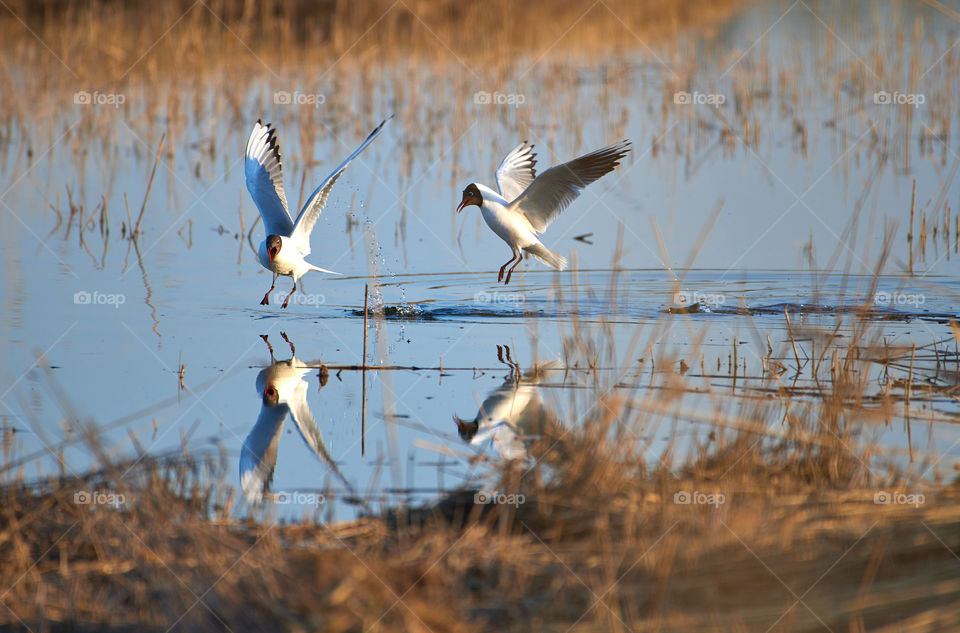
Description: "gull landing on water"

(457, 139), (631, 284)
(245, 116), (391, 308)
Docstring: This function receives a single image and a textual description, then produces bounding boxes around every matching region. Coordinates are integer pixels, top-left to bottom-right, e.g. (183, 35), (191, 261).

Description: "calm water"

(2, 0), (959, 519)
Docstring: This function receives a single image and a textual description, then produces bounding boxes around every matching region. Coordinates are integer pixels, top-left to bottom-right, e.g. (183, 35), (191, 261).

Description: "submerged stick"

(732, 337), (738, 392)
(906, 343), (916, 411)
(133, 133), (165, 240)
(361, 283), (369, 457)
(784, 308), (802, 372)
(908, 179), (915, 275)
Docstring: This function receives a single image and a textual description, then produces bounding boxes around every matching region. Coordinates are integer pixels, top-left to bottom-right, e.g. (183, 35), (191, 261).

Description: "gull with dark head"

(245, 116), (391, 308)
(457, 139), (631, 284)
(240, 333), (353, 505)
(453, 361), (563, 462)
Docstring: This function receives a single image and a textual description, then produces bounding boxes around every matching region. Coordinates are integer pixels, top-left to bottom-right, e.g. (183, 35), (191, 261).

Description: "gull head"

(453, 414), (479, 441)
(456, 183), (483, 213)
(262, 383), (280, 407)
(266, 234), (282, 262)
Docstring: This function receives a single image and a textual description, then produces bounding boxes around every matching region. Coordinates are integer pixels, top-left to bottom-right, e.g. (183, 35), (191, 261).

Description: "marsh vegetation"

(2, 0), (960, 630)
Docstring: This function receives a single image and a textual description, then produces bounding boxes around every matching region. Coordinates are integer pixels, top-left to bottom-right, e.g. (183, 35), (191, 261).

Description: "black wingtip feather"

(359, 115), (393, 144)
(260, 121), (282, 167)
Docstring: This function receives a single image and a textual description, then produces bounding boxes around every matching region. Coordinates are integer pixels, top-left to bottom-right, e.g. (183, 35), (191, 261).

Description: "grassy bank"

(2, 412), (957, 631)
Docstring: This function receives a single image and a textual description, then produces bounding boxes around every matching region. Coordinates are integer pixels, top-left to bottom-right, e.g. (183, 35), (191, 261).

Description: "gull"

(245, 116), (391, 308)
(453, 361), (563, 462)
(457, 139), (631, 284)
(239, 333), (353, 505)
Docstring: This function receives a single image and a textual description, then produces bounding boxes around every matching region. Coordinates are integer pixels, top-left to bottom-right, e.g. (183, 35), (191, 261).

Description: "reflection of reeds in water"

(907, 174), (960, 270)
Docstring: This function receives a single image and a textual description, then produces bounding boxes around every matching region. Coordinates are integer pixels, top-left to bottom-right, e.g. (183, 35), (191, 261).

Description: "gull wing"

(290, 116), (392, 255)
(239, 403), (288, 505)
(288, 381), (355, 495)
(495, 141), (537, 202)
(245, 120), (295, 237)
(510, 141), (631, 233)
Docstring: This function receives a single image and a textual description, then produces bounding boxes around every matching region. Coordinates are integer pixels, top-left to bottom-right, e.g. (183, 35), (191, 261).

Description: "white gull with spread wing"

(245, 116), (391, 308)
(456, 139), (631, 284)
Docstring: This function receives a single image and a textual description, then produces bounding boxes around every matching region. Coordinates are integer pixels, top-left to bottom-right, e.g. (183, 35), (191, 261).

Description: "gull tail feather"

(308, 264), (343, 275)
(524, 243), (567, 271)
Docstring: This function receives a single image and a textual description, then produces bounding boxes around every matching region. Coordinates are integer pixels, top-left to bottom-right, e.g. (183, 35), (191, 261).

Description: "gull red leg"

(280, 331), (295, 356)
(281, 279), (297, 309)
(504, 249), (523, 285)
(498, 252), (517, 283)
(260, 334), (275, 361)
(261, 273), (277, 306)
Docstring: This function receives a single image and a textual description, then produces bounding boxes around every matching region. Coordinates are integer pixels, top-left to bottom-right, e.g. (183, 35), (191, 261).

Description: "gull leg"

(260, 273), (277, 305)
(504, 248), (522, 285)
(260, 334), (275, 362)
(280, 331), (295, 356)
(498, 251), (517, 283)
(281, 279), (297, 309)
(504, 345), (520, 382)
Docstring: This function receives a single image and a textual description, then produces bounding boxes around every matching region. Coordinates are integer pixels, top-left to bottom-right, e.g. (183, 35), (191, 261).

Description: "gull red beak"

(456, 198), (468, 213)
(268, 246), (278, 262)
(263, 384), (279, 406)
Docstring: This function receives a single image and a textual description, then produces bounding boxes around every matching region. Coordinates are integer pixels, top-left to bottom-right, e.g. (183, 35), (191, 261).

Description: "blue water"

(2, 0), (960, 519)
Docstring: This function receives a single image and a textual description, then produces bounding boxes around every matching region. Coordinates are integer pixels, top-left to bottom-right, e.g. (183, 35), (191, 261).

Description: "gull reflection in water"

(453, 360), (563, 462)
(239, 333), (350, 506)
